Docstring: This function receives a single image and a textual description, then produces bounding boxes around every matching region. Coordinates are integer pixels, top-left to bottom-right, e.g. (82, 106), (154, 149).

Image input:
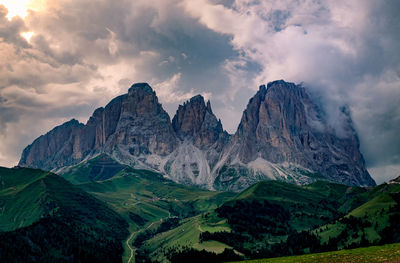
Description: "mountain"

(18, 80), (375, 190)
(213, 80), (374, 190)
(166, 95), (230, 188)
(0, 166), (128, 262)
(19, 83), (178, 172)
(172, 95), (228, 149)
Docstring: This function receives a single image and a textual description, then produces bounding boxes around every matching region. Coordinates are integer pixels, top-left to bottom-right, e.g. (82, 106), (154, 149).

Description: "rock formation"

(213, 80), (374, 190)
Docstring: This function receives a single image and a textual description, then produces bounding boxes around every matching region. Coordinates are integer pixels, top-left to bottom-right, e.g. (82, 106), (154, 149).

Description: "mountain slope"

(138, 180), (367, 261)
(316, 182), (400, 248)
(0, 167), (128, 263)
(236, 243), (400, 263)
(138, 179), (400, 262)
(61, 153), (127, 184)
(64, 156), (235, 227)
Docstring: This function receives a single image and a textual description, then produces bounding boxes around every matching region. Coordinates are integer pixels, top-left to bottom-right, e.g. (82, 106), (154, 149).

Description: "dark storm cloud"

(0, 0), (240, 166)
(183, 0), (400, 182)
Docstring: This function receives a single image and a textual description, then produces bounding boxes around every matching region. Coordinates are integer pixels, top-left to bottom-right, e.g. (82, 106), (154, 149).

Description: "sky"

(0, 0), (399, 183)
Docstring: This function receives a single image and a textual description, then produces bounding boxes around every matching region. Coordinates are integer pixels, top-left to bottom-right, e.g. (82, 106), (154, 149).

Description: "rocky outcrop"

(104, 83), (178, 159)
(19, 119), (84, 171)
(19, 80), (375, 191)
(172, 95), (228, 149)
(19, 83), (178, 171)
(166, 95), (230, 188)
(213, 80), (375, 190)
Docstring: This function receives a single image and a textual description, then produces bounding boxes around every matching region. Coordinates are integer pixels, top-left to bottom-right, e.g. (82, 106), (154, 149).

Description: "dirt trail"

(125, 221), (158, 263)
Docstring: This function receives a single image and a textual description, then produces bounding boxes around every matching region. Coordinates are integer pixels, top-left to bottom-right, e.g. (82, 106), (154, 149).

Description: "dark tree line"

(0, 216), (128, 263)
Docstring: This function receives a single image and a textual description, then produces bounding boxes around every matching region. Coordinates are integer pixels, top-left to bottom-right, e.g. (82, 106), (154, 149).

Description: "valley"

(2, 153), (400, 262)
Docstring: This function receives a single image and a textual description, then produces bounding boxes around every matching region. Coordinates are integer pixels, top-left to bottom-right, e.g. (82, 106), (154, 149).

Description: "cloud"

(0, 0), (399, 184)
(0, 0), (237, 166)
(182, 0), (400, 181)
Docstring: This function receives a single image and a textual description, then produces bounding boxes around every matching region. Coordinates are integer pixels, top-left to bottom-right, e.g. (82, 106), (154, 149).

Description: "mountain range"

(18, 80), (375, 190)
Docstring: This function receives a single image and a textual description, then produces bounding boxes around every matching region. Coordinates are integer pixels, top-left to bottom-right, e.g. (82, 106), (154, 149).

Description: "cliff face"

(19, 80), (375, 191)
(19, 119), (84, 171)
(167, 95), (230, 188)
(19, 83), (178, 171)
(172, 95), (227, 149)
(214, 80), (374, 191)
(104, 83), (178, 158)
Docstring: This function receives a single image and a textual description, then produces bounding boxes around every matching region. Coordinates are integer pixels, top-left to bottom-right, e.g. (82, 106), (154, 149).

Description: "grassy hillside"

(141, 213), (234, 262)
(61, 153), (127, 184)
(77, 166), (234, 227)
(0, 167), (50, 231)
(8, 154), (400, 263)
(80, 169), (235, 263)
(59, 155), (235, 262)
(144, 180), (400, 263)
(233, 242), (400, 263)
(137, 180), (366, 262)
(0, 166), (129, 263)
(316, 184), (400, 248)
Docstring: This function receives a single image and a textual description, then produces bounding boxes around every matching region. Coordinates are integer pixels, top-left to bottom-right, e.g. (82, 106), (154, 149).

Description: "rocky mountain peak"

(19, 83), (178, 170)
(172, 94), (226, 148)
(123, 82), (164, 117)
(128, 82), (154, 95)
(220, 80), (374, 189)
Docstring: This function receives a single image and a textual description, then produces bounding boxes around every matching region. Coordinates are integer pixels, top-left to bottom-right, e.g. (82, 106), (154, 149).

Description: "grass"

(74, 165), (235, 228)
(61, 155), (236, 262)
(12, 154), (400, 262)
(234, 243), (400, 263)
(61, 153), (127, 184)
(227, 180), (351, 234)
(143, 213), (234, 262)
(0, 167), (50, 231)
(0, 166), (129, 262)
(316, 191), (398, 245)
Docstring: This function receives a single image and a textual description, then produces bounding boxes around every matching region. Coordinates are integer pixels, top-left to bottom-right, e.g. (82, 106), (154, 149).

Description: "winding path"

(125, 221), (159, 263)
(125, 230), (138, 263)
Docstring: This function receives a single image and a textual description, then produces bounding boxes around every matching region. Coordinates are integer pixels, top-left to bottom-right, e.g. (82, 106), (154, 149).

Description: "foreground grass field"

(236, 243), (400, 263)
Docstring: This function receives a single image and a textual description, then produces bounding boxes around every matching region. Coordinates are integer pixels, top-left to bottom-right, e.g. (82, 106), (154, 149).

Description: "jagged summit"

(19, 83), (177, 171)
(19, 80), (375, 191)
(188, 94), (204, 102)
(267, 79), (292, 87)
(172, 94), (227, 147)
(214, 80), (374, 191)
(128, 82), (153, 93)
(66, 118), (82, 125)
